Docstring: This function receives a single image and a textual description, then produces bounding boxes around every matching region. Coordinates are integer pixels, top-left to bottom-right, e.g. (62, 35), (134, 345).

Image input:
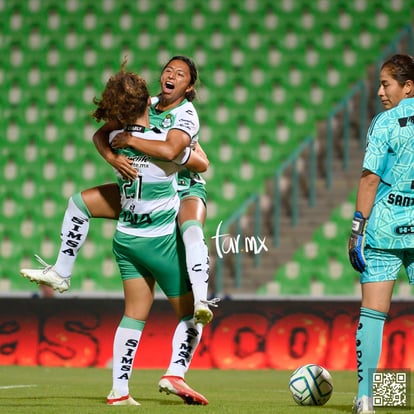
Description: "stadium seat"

(2, 154), (21, 188)
(3, 0), (413, 294)
(0, 229), (23, 270)
(274, 260), (311, 295)
(260, 188), (356, 296)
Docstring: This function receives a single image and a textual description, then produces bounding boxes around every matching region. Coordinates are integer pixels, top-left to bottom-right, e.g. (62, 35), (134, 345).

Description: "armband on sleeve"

(173, 147), (192, 165)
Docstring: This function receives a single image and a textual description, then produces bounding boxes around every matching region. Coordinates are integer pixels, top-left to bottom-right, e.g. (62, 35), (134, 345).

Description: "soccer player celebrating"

(92, 63), (208, 405)
(20, 56), (218, 325)
(348, 54), (414, 414)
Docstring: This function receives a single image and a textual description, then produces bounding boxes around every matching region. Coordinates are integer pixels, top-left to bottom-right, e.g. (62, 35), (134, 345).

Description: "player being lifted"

(21, 55), (219, 325)
(94, 61), (210, 405)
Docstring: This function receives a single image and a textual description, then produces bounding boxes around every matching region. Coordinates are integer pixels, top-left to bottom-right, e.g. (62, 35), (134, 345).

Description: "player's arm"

(355, 169), (380, 217)
(93, 122), (137, 180)
(348, 169), (380, 272)
(188, 142), (209, 172)
(111, 128), (191, 161)
(193, 142), (208, 162)
(176, 142), (209, 173)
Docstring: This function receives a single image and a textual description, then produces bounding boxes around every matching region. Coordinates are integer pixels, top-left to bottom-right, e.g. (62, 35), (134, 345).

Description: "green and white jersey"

(149, 97), (200, 145)
(150, 97), (205, 187)
(363, 97), (414, 249)
(109, 126), (180, 238)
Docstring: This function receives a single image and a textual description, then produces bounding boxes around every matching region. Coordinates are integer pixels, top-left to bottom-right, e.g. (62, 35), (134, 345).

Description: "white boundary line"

(0, 385), (37, 390)
(276, 389), (354, 395)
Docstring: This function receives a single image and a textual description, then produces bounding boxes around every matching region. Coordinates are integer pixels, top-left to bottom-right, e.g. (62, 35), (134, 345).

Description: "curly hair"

(92, 59), (149, 125)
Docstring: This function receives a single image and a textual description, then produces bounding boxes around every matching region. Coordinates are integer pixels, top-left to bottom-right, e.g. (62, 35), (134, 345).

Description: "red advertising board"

(0, 298), (413, 370)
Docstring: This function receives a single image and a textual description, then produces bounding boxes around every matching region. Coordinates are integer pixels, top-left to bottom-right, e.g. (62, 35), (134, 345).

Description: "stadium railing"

(213, 192), (261, 294)
(214, 24), (413, 296)
(213, 80), (366, 296)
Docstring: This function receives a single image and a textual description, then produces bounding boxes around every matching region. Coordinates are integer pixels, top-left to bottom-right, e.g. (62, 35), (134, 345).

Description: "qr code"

(372, 370), (410, 408)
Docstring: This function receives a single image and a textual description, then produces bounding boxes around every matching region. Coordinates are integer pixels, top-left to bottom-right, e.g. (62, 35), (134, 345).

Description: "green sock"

(356, 307), (387, 398)
(119, 315), (146, 331)
(72, 192), (92, 218)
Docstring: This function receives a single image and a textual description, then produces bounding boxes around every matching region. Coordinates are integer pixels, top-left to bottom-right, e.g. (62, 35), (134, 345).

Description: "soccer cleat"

(194, 297), (221, 325)
(352, 395), (375, 414)
(20, 254), (70, 293)
(158, 375), (208, 405)
(106, 389), (140, 406)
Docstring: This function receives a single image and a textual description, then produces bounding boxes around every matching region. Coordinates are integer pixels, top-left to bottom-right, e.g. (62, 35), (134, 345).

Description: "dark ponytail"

(381, 54), (414, 86)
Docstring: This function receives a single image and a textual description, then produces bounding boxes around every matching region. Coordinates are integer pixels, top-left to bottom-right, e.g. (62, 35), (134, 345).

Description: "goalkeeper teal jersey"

(363, 97), (414, 249)
(109, 127), (181, 238)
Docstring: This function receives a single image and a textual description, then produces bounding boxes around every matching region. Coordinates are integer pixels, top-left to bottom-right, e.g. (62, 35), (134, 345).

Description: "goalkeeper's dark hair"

(381, 54), (414, 86)
(92, 57), (150, 125)
(162, 55), (198, 101)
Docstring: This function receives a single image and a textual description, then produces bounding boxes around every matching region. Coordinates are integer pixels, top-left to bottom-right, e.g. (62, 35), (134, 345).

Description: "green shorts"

(112, 229), (191, 297)
(360, 247), (414, 284)
(177, 170), (207, 205)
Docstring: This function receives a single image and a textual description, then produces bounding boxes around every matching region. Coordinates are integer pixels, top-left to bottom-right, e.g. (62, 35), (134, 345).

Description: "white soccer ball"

(288, 363), (333, 406)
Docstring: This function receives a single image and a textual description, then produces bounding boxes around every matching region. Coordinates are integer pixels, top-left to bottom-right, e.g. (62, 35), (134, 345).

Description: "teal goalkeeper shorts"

(177, 170), (207, 205)
(112, 229), (191, 297)
(360, 247), (414, 284)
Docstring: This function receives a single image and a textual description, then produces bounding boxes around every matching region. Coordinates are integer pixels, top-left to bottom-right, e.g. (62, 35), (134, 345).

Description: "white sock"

(54, 196), (89, 277)
(112, 317), (144, 396)
(181, 221), (209, 304)
(165, 318), (202, 379)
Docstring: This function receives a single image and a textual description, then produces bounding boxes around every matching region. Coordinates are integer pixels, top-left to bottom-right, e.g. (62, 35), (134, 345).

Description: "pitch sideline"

(0, 384), (38, 390)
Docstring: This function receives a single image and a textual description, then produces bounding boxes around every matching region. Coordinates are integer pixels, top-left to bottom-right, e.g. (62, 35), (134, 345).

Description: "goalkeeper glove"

(348, 211), (368, 273)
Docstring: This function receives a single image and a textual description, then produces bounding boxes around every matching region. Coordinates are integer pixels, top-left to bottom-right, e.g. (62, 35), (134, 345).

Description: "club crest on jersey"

(161, 114), (173, 128)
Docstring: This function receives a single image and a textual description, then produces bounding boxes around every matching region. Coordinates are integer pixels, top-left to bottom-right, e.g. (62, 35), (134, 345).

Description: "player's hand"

(108, 153), (137, 180)
(348, 211), (367, 273)
(111, 132), (132, 149)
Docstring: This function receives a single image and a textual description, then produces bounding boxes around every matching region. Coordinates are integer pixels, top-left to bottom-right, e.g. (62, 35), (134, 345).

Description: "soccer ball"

(288, 363), (333, 406)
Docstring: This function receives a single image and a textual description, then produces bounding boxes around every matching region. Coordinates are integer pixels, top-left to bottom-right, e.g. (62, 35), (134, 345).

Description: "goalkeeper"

(348, 54), (414, 414)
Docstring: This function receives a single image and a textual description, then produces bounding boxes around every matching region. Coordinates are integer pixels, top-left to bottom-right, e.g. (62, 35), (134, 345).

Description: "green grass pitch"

(0, 366), (409, 413)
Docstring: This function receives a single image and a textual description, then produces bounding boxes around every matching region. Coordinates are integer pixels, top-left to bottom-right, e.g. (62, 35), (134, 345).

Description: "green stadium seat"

(18, 213), (42, 249)
(261, 185), (360, 297)
(243, 136), (276, 174)
(0, 229), (23, 271)
(206, 163), (232, 201)
(2, 155), (27, 192)
(3, 268), (37, 292)
(274, 260), (311, 295)
(19, 170), (43, 203)
(94, 259), (122, 291)
(40, 2), (65, 32)
(3, 4), (26, 35)
(7, 76), (30, 107)
(318, 261), (358, 295)
(72, 235), (118, 291)
(3, 0), (412, 294)
(289, 237), (351, 295)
